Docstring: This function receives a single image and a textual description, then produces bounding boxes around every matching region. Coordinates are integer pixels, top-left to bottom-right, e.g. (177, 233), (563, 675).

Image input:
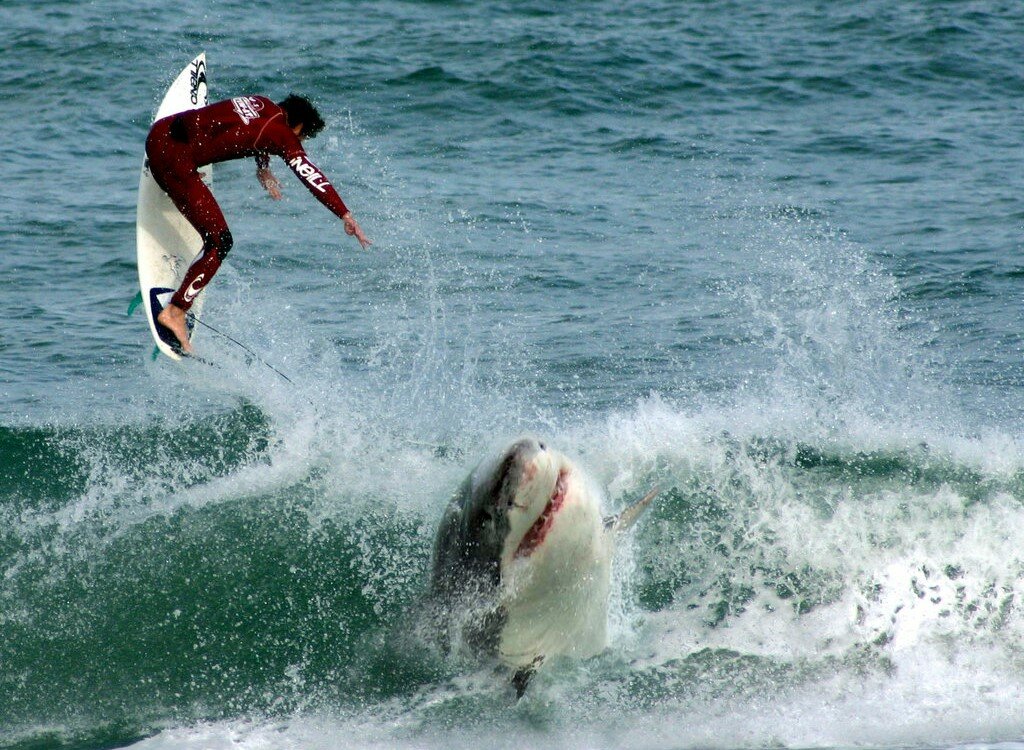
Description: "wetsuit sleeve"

(282, 149), (350, 219)
(257, 118), (351, 219)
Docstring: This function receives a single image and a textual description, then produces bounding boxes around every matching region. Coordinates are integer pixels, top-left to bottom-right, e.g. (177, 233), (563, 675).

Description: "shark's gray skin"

(430, 438), (656, 696)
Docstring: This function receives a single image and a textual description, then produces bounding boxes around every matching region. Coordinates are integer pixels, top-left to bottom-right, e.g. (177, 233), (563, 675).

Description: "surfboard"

(136, 53), (210, 360)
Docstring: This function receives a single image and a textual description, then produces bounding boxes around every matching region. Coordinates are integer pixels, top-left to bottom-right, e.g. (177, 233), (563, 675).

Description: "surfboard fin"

(604, 486), (660, 533)
(127, 291), (143, 317)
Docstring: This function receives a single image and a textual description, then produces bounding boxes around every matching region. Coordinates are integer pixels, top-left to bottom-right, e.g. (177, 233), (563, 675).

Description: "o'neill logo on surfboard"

(288, 155), (331, 193)
(189, 59), (207, 105)
(232, 96), (264, 125)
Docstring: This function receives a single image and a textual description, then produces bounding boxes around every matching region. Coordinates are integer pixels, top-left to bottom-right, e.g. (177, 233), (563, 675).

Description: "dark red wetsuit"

(145, 96), (351, 310)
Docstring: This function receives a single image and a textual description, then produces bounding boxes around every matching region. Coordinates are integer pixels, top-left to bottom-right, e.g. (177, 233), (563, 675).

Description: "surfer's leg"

(168, 175), (232, 312)
(154, 173), (232, 353)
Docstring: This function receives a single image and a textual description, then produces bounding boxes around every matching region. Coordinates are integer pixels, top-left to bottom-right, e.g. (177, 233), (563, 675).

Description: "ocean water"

(3, 0), (1024, 748)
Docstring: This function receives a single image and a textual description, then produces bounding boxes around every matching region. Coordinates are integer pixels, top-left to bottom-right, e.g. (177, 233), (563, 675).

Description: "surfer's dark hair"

(278, 94), (325, 138)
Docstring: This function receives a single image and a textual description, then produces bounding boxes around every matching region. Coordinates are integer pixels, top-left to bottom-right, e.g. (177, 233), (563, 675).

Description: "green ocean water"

(4, 1), (1024, 748)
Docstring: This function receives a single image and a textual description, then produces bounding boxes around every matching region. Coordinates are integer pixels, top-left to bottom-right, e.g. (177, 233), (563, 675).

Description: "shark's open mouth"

(514, 468), (569, 559)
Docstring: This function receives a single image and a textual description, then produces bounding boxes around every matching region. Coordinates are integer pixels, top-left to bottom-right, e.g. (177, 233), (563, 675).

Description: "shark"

(430, 437), (657, 696)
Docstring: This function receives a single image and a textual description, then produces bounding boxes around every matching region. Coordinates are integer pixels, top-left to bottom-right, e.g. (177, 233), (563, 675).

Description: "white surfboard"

(136, 53), (211, 360)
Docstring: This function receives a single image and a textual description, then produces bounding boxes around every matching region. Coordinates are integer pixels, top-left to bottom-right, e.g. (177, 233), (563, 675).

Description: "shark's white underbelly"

(498, 498), (613, 668)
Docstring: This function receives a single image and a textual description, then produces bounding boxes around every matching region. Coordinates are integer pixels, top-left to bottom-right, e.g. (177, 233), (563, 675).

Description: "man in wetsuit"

(145, 94), (371, 354)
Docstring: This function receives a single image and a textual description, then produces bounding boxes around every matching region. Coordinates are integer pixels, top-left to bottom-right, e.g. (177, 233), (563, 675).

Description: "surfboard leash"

(187, 314), (295, 385)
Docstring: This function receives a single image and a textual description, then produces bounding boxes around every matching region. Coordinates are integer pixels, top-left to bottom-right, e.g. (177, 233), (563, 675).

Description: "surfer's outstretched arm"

(253, 96), (372, 249)
(278, 147), (371, 249)
(259, 144), (370, 247)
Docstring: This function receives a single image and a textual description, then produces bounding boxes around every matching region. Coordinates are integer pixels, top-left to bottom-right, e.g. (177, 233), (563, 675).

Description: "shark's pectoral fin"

(604, 486), (660, 533)
(511, 656), (545, 700)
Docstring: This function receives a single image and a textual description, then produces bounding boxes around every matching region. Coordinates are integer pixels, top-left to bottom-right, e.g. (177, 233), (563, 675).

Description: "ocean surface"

(3, 0), (1024, 748)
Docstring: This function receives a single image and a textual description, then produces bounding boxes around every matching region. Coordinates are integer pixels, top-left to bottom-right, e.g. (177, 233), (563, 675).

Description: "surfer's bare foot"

(157, 303), (193, 354)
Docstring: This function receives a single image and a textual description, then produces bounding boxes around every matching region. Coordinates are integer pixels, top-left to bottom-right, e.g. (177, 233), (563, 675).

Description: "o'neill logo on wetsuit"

(183, 274), (205, 304)
(288, 155), (331, 193)
(231, 96), (264, 125)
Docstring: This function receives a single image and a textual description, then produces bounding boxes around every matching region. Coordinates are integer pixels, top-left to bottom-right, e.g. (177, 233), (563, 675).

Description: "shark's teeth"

(515, 468), (569, 558)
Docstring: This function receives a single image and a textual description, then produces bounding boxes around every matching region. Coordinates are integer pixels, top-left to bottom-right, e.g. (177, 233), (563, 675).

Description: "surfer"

(145, 94), (371, 354)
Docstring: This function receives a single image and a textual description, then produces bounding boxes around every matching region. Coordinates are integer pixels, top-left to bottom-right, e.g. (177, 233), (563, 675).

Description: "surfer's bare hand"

(343, 213), (372, 249)
(257, 167), (283, 200)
